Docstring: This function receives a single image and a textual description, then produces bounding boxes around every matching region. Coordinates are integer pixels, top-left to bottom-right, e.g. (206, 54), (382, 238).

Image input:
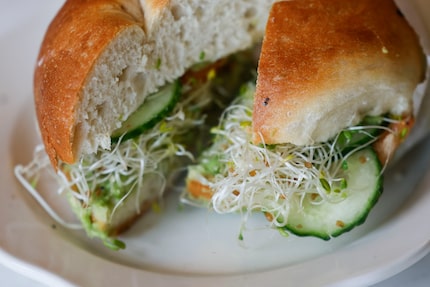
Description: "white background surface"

(1, 0), (430, 286)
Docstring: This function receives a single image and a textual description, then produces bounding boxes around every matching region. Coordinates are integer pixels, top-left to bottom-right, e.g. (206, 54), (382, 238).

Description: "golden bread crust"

(34, 0), (144, 167)
(253, 0), (425, 145)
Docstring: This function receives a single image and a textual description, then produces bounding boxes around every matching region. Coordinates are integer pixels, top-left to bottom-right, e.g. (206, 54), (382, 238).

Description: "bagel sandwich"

(184, 0), (426, 240)
(17, 0), (274, 249)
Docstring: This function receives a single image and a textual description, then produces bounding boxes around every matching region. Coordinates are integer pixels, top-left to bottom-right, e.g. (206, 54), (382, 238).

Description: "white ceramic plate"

(1, 1), (430, 286)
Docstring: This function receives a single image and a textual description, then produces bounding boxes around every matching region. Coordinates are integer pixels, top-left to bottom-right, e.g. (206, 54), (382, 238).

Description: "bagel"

(29, 0), (274, 249)
(184, 0), (426, 240)
(35, 0), (273, 167)
(253, 0), (424, 146)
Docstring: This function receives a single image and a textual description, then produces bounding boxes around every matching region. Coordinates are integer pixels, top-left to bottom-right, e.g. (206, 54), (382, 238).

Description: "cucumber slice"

(336, 116), (386, 154)
(281, 147), (382, 240)
(111, 81), (181, 142)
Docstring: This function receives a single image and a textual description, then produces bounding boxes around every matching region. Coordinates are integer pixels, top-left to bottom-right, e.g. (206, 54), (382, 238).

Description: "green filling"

(198, 112), (388, 179)
(65, 49), (258, 249)
(68, 193), (126, 250)
(280, 148), (383, 240)
(185, 83), (395, 239)
(335, 115), (387, 154)
(111, 81), (181, 142)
